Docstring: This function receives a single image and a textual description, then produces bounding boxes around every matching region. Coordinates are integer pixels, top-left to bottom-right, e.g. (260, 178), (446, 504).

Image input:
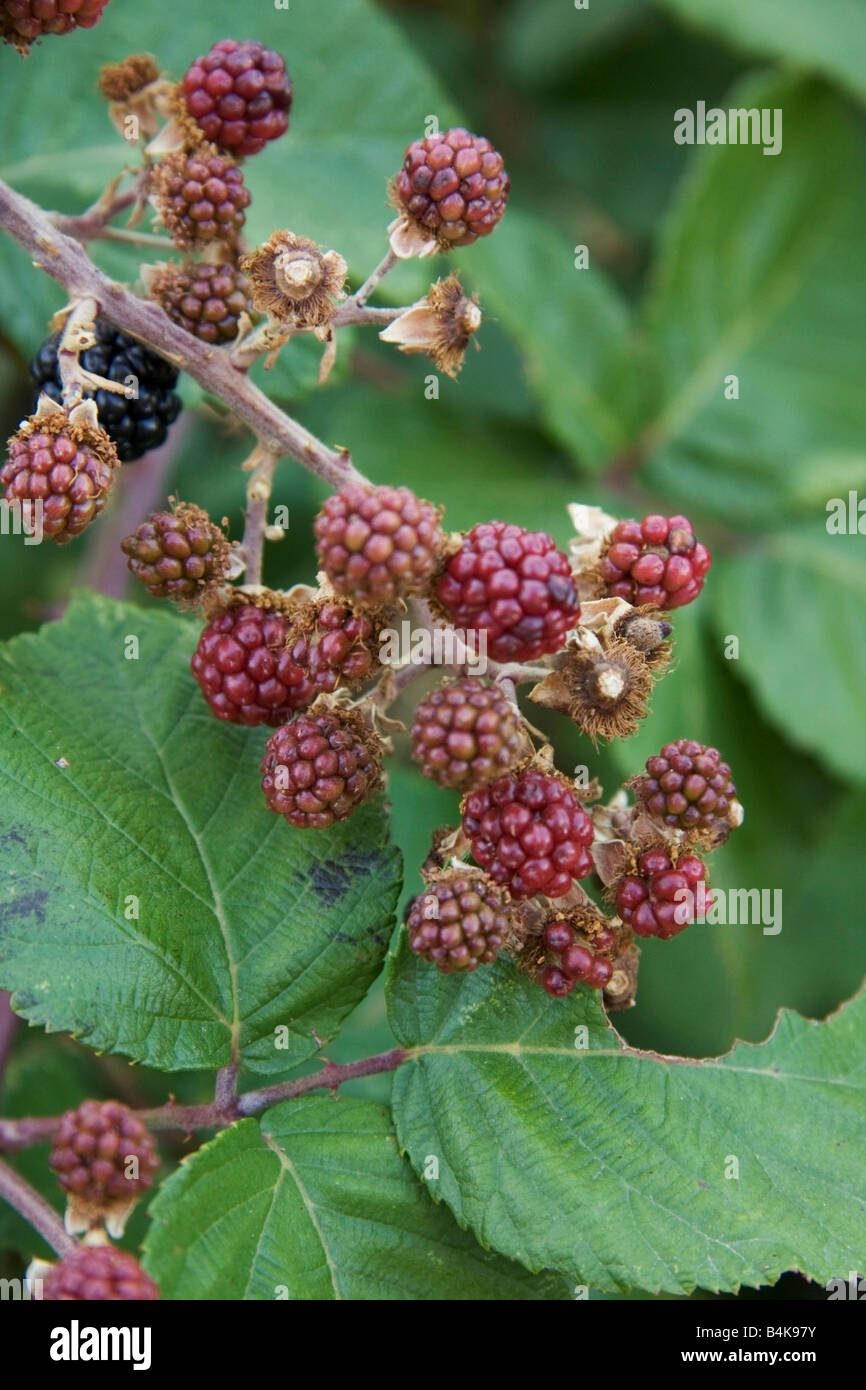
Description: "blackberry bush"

(17, 7), (854, 1321)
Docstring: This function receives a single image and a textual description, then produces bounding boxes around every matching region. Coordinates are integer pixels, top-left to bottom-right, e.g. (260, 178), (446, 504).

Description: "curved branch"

(0, 176), (364, 491)
(0, 1158), (76, 1256)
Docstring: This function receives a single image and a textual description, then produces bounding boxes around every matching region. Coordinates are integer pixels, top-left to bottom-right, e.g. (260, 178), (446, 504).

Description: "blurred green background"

(1, 0), (864, 1298)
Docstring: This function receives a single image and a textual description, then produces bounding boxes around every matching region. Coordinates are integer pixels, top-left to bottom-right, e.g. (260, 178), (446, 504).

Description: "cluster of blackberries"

(125, 473), (726, 1009)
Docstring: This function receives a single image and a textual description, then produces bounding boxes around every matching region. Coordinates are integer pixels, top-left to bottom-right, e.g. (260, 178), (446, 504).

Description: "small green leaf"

(638, 76), (866, 523)
(143, 1097), (568, 1300)
(469, 207), (631, 470)
(0, 593), (401, 1072)
(388, 945), (866, 1293)
(659, 0), (866, 104)
(710, 525), (866, 783)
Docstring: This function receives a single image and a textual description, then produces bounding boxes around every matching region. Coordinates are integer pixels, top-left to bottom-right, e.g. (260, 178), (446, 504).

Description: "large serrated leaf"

(387, 945), (866, 1294)
(143, 1096), (568, 1300)
(0, 592), (401, 1073)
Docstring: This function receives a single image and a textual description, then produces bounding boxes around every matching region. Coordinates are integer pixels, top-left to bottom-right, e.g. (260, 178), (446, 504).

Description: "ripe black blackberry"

(30, 319), (182, 463)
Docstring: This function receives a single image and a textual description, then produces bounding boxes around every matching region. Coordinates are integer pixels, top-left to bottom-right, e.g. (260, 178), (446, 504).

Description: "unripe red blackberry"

(313, 482), (444, 605)
(632, 739), (740, 841)
(43, 1246), (158, 1302)
(49, 1099), (159, 1235)
(151, 143), (250, 248)
(122, 502), (230, 602)
(462, 769), (594, 900)
(538, 919), (614, 996)
(191, 599), (299, 726)
(182, 38), (292, 157)
(2, 404), (118, 544)
(393, 128), (509, 248)
(600, 514), (712, 610)
(260, 706), (383, 829)
(1, 0), (111, 51)
(406, 869), (511, 973)
(437, 521), (579, 663)
(615, 847), (711, 940)
(411, 677), (527, 790)
(146, 259), (250, 344)
(283, 599), (382, 707)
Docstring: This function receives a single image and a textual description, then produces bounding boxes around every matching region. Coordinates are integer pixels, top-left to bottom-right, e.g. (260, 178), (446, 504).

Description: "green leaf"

(659, 0), (866, 104)
(0, 592), (401, 1072)
(638, 76), (866, 523)
(500, 0), (649, 88)
(388, 947), (866, 1293)
(143, 1096), (568, 1300)
(710, 525), (866, 783)
(467, 208), (631, 470)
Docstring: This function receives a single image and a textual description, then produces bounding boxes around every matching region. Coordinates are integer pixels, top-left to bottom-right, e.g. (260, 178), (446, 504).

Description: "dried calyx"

(530, 637), (654, 742)
(243, 230), (347, 329)
(380, 273), (482, 378)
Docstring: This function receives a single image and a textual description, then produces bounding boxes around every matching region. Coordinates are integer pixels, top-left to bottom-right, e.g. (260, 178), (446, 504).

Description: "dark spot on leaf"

(0, 889), (49, 927)
(311, 862), (354, 903)
(310, 849), (386, 904)
(0, 828), (28, 850)
(697, 1180), (709, 1189)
